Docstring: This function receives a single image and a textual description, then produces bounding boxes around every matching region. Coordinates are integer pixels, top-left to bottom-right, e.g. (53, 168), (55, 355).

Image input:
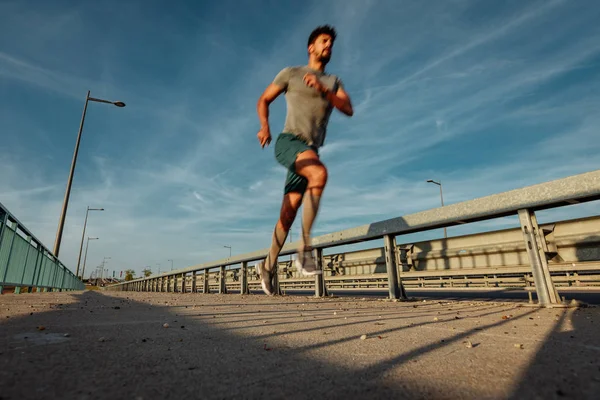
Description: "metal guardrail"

(0, 201), (84, 293)
(108, 169), (600, 306)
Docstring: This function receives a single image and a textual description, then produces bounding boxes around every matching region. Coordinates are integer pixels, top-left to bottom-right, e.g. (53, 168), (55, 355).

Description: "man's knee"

(307, 165), (328, 188)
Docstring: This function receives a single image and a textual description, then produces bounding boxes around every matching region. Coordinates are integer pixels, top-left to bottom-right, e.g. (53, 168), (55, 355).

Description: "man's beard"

(318, 52), (331, 64)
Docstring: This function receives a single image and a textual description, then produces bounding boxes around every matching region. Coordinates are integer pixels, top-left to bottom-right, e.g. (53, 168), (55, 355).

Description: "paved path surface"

(1, 291), (599, 399)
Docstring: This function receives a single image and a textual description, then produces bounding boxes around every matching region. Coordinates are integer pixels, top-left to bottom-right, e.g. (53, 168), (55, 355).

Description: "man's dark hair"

(307, 25), (337, 48)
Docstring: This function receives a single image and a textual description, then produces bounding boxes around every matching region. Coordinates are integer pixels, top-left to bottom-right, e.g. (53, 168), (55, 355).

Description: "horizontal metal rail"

(0, 201), (84, 293)
(108, 169), (600, 305)
(133, 262), (600, 295)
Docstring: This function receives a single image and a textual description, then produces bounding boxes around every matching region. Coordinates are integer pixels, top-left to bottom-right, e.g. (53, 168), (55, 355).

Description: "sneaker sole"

(261, 279), (274, 296)
(295, 259), (322, 276)
(257, 262), (274, 296)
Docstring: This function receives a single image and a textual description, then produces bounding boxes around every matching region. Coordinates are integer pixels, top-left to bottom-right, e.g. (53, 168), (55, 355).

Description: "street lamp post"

(426, 179), (447, 238)
(81, 236), (99, 281)
(101, 257), (111, 280)
(76, 206), (104, 278)
(168, 259), (174, 271)
(53, 90), (125, 258)
(224, 245), (232, 258)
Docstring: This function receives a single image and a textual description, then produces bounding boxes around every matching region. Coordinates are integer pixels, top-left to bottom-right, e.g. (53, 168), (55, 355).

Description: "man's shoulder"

(283, 65), (340, 79)
(282, 65), (309, 75)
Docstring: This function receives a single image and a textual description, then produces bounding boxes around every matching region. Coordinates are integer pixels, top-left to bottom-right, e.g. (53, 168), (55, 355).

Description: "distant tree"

(142, 268), (152, 277)
(124, 269), (135, 281)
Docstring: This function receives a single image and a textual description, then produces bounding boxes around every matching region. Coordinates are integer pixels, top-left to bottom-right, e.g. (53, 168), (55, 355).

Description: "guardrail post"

(29, 246), (41, 293)
(240, 262), (249, 295)
(518, 209), (560, 306)
(0, 211), (6, 294)
(271, 264), (282, 295)
(393, 237), (408, 299)
(314, 248), (328, 297)
(383, 234), (401, 299)
(219, 266), (227, 294)
(203, 270), (209, 293)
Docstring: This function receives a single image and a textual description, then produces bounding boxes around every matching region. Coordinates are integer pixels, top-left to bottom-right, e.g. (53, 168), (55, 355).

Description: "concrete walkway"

(1, 291), (599, 399)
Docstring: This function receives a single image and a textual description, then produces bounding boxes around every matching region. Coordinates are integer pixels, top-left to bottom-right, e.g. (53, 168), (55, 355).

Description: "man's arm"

(257, 83), (285, 128)
(256, 83), (285, 147)
(303, 73), (353, 117)
(324, 86), (353, 117)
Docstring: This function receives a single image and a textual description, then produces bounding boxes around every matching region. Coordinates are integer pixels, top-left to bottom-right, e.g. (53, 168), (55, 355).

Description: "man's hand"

(303, 73), (326, 93)
(257, 125), (272, 148)
(257, 83), (285, 149)
(304, 73), (354, 116)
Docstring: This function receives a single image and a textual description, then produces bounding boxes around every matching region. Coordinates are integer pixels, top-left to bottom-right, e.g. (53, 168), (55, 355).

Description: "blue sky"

(1, 0), (599, 278)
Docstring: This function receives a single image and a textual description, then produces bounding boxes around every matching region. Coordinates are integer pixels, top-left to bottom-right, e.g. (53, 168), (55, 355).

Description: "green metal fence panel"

(1, 201), (83, 292)
(50, 263), (59, 288)
(58, 265), (66, 289)
(50, 259), (59, 288)
(4, 234), (30, 284)
(0, 227), (16, 283)
(40, 255), (53, 288)
(21, 246), (38, 286)
(32, 251), (43, 288)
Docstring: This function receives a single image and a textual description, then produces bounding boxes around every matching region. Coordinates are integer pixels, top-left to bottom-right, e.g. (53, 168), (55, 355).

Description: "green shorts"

(274, 133), (319, 194)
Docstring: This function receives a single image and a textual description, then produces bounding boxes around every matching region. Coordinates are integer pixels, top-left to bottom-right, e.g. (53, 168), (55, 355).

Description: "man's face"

(309, 34), (334, 63)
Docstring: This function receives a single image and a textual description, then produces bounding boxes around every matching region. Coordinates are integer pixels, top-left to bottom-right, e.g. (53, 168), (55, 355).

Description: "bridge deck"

(1, 291), (599, 399)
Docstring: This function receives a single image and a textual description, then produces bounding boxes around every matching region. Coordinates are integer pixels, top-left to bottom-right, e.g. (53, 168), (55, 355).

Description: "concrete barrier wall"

(329, 215), (599, 277)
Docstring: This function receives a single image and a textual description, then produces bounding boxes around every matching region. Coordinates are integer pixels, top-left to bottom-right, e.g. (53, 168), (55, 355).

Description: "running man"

(255, 25), (354, 295)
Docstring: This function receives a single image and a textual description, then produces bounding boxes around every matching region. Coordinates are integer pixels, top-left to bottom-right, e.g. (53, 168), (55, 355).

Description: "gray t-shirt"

(273, 65), (344, 148)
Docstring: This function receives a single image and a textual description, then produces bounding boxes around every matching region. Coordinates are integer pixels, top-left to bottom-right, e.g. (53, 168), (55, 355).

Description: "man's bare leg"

(257, 192), (303, 295)
(294, 150), (328, 274)
(265, 192), (303, 271)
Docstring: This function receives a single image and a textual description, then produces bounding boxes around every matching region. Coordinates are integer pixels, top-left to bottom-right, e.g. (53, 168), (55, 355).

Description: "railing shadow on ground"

(1, 290), (598, 399)
(508, 305), (600, 399)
